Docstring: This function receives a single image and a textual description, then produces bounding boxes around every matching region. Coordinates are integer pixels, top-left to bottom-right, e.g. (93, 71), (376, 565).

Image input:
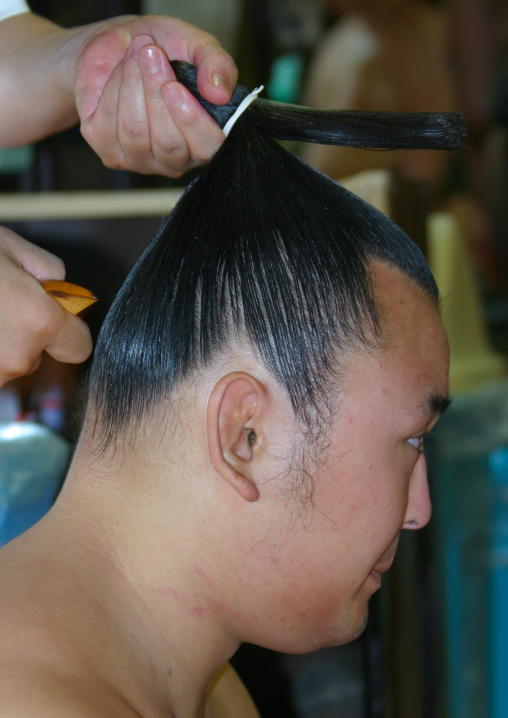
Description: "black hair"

(88, 64), (464, 447)
(170, 61), (465, 151)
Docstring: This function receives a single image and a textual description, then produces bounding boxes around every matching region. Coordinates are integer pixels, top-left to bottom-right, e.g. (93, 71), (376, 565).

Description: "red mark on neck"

(192, 565), (216, 590)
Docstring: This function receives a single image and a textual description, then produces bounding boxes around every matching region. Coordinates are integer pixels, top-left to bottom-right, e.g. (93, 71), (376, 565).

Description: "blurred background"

(2, 1), (508, 717)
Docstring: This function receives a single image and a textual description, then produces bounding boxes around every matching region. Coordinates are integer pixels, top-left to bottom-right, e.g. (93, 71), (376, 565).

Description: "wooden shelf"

(0, 189), (183, 222)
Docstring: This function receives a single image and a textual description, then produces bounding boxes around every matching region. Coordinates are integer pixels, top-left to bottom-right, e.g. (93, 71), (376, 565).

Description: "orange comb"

(42, 280), (98, 316)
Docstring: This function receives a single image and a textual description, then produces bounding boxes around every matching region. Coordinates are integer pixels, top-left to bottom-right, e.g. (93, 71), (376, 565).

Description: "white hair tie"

(223, 85), (264, 137)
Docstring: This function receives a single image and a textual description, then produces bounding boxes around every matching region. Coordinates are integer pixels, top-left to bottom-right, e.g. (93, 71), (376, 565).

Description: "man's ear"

(207, 372), (267, 502)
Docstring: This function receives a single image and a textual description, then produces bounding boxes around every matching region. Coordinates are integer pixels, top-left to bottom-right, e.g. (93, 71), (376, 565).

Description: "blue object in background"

(266, 53), (305, 105)
(0, 145), (34, 174)
(426, 380), (508, 718)
(0, 422), (71, 546)
(488, 447), (508, 718)
(431, 453), (490, 718)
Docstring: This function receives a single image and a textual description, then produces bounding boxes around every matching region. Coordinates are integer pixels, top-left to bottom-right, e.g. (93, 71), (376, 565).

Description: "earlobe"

(207, 373), (265, 502)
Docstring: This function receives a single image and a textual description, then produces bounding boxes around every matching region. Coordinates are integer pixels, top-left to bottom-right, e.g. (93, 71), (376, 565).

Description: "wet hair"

(88, 63), (464, 447)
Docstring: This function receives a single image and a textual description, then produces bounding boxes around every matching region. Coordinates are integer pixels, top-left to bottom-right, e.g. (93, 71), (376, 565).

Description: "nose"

(403, 453), (432, 530)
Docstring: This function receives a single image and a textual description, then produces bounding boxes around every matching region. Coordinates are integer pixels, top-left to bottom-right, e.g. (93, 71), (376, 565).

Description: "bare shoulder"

(205, 663), (261, 718)
(0, 658), (138, 718)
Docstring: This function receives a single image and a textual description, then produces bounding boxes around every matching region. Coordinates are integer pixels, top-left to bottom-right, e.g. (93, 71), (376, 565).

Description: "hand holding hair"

(169, 60), (466, 151)
(75, 18), (238, 177)
(0, 13), (237, 178)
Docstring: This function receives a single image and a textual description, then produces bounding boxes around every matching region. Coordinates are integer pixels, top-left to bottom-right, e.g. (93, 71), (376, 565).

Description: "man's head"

(88, 113), (439, 447)
(80, 115), (449, 651)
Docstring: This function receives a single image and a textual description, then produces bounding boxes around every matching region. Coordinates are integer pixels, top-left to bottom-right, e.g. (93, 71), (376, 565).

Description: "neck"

(32, 437), (241, 718)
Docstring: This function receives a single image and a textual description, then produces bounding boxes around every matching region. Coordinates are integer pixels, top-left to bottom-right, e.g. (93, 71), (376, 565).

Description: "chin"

(259, 613), (369, 655)
(309, 607), (372, 653)
(335, 612), (370, 647)
(254, 591), (373, 654)
(330, 592), (375, 647)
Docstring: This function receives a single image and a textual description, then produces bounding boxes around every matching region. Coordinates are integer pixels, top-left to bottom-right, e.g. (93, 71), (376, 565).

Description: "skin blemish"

(192, 564), (217, 591)
(209, 598), (226, 614)
(168, 668), (173, 679)
(190, 606), (204, 617)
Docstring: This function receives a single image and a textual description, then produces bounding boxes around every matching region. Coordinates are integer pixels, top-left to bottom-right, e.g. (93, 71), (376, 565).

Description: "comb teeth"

(42, 280), (98, 316)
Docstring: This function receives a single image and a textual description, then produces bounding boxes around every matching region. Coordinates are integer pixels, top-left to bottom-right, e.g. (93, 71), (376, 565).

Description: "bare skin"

(0, 14), (237, 386)
(0, 229), (92, 387)
(0, 262), (449, 716)
(0, 12), (236, 176)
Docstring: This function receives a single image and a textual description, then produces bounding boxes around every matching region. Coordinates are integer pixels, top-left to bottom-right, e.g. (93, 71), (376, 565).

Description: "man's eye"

(408, 435), (425, 451)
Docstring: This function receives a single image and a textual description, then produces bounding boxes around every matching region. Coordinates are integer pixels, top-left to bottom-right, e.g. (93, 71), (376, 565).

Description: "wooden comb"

(42, 280), (98, 316)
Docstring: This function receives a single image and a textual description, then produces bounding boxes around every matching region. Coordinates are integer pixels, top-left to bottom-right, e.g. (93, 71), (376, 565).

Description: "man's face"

(242, 262), (450, 651)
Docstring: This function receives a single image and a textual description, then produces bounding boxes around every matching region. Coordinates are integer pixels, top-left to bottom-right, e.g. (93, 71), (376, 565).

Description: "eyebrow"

(418, 391), (452, 418)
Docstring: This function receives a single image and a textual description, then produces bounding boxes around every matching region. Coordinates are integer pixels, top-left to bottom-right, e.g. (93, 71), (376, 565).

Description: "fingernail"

(140, 46), (161, 74)
(130, 34), (153, 58)
(211, 73), (230, 95)
(164, 83), (185, 109)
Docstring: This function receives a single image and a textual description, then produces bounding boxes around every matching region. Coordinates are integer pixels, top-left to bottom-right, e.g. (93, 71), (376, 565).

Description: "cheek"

(317, 447), (412, 539)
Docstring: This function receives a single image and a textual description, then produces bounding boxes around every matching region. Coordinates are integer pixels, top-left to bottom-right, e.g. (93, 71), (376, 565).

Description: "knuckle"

(184, 127), (225, 167)
(50, 254), (66, 277)
(0, 226), (24, 251)
(81, 113), (121, 150)
(159, 167), (185, 179)
(176, 103), (202, 129)
(1, 329), (41, 377)
(97, 145), (127, 170)
(77, 335), (93, 363)
(192, 143), (219, 165)
(31, 304), (63, 343)
(4, 352), (35, 379)
(79, 120), (92, 145)
(102, 154), (126, 170)
(81, 129), (123, 170)
(51, 321), (93, 364)
(119, 117), (149, 143)
(156, 135), (188, 158)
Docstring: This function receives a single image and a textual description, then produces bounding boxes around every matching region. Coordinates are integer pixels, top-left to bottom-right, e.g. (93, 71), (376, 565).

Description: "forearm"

(0, 11), (237, 174)
(0, 12), (103, 146)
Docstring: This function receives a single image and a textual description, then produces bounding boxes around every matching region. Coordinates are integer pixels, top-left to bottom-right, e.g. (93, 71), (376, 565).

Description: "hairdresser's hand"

(0, 228), (93, 388)
(75, 16), (237, 177)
